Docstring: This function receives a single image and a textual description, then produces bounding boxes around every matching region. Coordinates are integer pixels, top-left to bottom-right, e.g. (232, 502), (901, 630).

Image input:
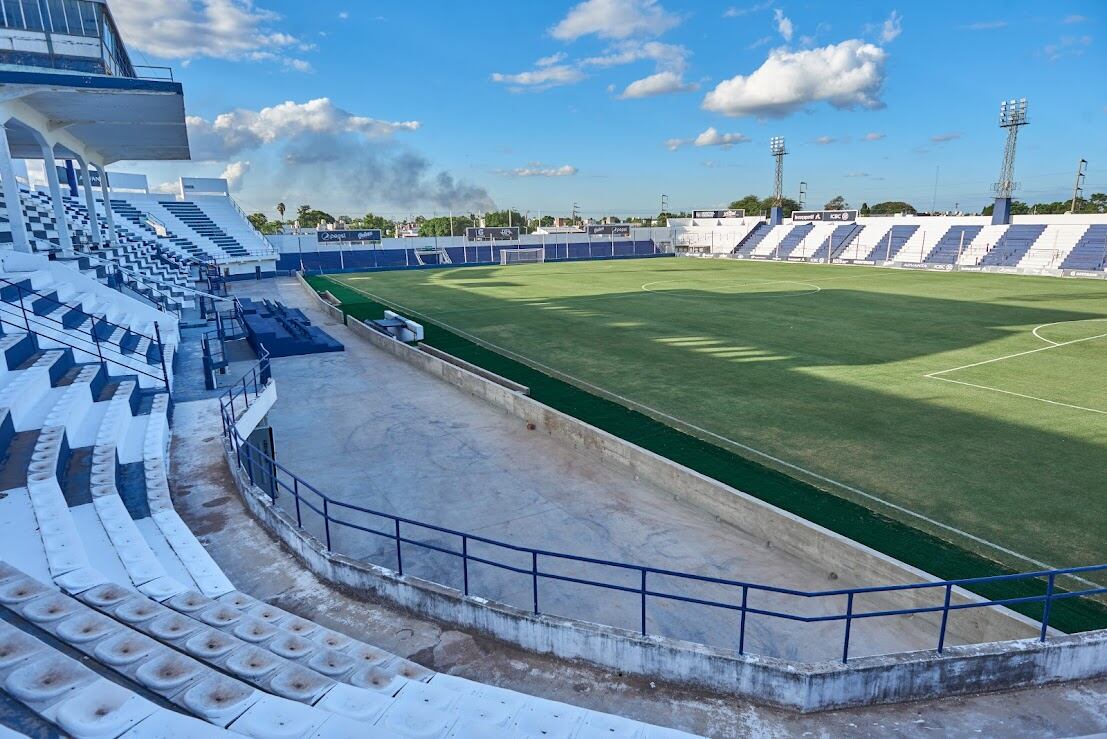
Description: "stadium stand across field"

(667, 212), (1107, 277)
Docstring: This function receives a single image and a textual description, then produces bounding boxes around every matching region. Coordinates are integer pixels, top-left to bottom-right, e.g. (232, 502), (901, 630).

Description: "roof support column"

(72, 154), (102, 247)
(38, 139), (74, 256)
(93, 163), (119, 250)
(0, 125), (31, 253)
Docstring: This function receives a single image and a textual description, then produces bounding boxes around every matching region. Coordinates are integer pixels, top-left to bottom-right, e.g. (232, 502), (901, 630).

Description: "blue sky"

(111, 0), (1105, 219)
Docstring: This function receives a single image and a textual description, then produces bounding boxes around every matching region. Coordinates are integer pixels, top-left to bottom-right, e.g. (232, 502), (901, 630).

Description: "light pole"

(991, 97), (1029, 225)
(1071, 158), (1087, 213)
(769, 137), (786, 225)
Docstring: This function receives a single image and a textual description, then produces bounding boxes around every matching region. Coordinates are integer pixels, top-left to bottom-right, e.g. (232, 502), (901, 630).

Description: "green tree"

(869, 201), (917, 215)
(727, 195), (801, 217)
(860, 202), (871, 216)
(824, 195), (848, 210)
(247, 212), (282, 235)
(276, 202), (286, 222)
(485, 210), (526, 229)
(294, 206), (336, 229)
(418, 215), (474, 236)
(728, 194), (763, 213)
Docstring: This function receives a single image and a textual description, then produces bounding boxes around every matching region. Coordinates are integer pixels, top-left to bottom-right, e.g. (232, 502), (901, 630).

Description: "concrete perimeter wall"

(215, 272), (1107, 711)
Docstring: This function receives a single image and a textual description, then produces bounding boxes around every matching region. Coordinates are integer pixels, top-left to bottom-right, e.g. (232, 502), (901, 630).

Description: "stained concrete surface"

(170, 395), (1107, 738)
(225, 277), (983, 663)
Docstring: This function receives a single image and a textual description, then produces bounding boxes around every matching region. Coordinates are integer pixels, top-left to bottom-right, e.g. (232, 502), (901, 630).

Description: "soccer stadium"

(0, 0), (1103, 736)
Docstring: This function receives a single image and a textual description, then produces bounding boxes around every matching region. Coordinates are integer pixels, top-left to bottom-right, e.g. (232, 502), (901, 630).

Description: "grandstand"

(666, 212), (1107, 275)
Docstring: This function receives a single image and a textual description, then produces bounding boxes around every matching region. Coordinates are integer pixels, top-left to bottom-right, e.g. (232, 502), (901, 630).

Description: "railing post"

(245, 444), (255, 486)
(293, 478), (301, 528)
(640, 569), (647, 635)
(17, 283), (29, 331)
(1040, 573), (1056, 642)
(322, 499), (331, 550)
(532, 552), (539, 615)
(153, 321), (170, 394)
(462, 535), (469, 596)
(842, 592), (855, 664)
(394, 519), (403, 575)
(739, 585), (749, 655)
(937, 584), (953, 653)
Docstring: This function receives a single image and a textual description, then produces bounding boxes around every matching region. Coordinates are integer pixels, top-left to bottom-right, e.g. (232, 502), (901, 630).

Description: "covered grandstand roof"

(0, 70), (189, 163)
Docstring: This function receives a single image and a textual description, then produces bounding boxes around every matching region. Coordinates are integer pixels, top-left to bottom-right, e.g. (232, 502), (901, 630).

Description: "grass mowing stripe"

(308, 274), (1107, 634)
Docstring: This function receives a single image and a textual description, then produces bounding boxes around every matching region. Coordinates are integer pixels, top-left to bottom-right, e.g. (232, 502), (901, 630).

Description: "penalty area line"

(327, 277), (1072, 578)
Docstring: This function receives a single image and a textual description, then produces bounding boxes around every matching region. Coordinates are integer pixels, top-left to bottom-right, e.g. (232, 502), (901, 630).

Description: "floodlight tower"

(769, 136), (787, 225)
(991, 97), (1028, 225)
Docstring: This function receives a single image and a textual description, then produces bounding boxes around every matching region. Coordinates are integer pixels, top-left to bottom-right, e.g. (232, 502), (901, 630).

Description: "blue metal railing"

(0, 276), (170, 390)
(218, 342), (1107, 663)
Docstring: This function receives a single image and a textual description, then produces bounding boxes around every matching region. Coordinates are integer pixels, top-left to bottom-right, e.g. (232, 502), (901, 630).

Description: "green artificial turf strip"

(306, 264), (1107, 632)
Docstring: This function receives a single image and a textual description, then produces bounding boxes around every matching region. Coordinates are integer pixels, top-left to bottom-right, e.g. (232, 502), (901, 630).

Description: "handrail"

(0, 277), (169, 389)
(218, 314), (1107, 663)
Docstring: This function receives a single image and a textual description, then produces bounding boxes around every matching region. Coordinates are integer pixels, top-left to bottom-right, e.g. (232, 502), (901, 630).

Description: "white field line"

(330, 276), (1072, 576)
(928, 375), (1107, 415)
(925, 322), (1107, 416)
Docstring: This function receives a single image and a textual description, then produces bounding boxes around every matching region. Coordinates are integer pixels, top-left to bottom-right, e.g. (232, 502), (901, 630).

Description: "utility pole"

(571, 202), (580, 224)
(1071, 158), (1088, 213)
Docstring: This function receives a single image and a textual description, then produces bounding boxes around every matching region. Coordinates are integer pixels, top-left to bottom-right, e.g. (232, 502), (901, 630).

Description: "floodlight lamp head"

(769, 136), (786, 156)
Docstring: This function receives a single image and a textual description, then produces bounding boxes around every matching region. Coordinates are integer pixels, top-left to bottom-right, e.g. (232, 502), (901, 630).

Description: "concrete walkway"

(170, 395), (1107, 738)
(227, 277), (961, 663)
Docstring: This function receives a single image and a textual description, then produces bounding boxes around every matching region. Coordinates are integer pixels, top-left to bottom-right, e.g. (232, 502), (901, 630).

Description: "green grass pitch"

(315, 258), (1107, 582)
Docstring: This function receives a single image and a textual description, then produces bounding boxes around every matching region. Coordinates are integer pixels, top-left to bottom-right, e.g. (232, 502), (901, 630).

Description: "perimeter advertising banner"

(586, 224), (631, 237)
(317, 229), (382, 243)
(466, 227), (520, 241)
(791, 210), (859, 222)
(693, 209), (745, 219)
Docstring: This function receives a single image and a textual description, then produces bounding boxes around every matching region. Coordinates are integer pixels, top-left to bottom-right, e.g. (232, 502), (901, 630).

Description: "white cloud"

(814, 135), (837, 145)
(930, 132), (961, 143)
(702, 40), (887, 117)
(536, 52), (568, 66)
(1062, 14), (1088, 24)
(880, 10), (902, 42)
(1042, 35), (1093, 61)
(773, 8), (793, 41)
(498, 40), (693, 97)
(666, 127), (751, 150)
(844, 171), (869, 177)
(724, 2), (774, 18)
(491, 64), (586, 92)
(960, 20), (1007, 30)
(220, 160), (250, 190)
(187, 98), (420, 160)
(151, 181), (178, 195)
(338, 11), (348, 20)
(111, 0), (313, 71)
(503, 164), (578, 177)
(551, 0), (679, 41)
(619, 70), (697, 98)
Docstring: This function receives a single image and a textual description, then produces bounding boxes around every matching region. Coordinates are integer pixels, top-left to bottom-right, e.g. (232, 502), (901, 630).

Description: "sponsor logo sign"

(317, 229), (382, 243)
(586, 224), (631, 237)
(466, 227), (520, 242)
(693, 209), (745, 219)
(791, 209), (859, 223)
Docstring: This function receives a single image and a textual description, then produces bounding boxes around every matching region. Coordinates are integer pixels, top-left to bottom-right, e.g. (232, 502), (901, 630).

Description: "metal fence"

(218, 337), (1107, 663)
(0, 276), (169, 390)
